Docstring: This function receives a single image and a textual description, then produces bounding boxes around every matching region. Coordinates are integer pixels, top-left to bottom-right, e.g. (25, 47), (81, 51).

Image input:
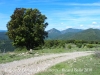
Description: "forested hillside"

(66, 28), (100, 41)
(47, 28), (100, 41)
(0, 32), (15, 52)
(0, 28), (100, 52)
(47, 28), (61, 40)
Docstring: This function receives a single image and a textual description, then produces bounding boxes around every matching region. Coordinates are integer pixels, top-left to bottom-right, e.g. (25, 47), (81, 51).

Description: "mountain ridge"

(0, 30), (7, 32)
(0, 28), (100, 41)
(47, 28), (100, 41)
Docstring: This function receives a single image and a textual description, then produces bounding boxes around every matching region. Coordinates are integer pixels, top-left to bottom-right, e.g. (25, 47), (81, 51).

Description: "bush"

(86, 44), (94, 48)
(76, 43), (82, 48)
(67, 45), (72, 49)
(14, 47), (27, 53)
(9, 54), (16, 58)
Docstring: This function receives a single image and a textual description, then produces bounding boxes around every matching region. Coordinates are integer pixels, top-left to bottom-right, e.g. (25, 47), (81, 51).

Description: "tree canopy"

(7, 8), (48, 50)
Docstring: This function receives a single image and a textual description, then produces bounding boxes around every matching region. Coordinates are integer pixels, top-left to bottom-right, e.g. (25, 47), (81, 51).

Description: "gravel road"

(0, 51), (94, 75)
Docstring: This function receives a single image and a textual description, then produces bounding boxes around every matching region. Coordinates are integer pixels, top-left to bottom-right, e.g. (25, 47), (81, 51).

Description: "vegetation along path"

(0, 51), (94, 75)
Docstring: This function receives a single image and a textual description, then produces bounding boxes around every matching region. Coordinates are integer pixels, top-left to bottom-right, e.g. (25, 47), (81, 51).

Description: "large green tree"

(7, 8), (48, 50)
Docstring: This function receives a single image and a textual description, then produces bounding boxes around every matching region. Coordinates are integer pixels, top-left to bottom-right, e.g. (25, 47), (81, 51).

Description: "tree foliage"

(7, 8), (48, 50)
(43, 40), (65, 49)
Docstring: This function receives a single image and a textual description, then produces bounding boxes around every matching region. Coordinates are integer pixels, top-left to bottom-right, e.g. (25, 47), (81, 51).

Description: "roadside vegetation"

(0, 48), (34, 64)
(35, 52), (100, 75)
(0, 40), (100, 64)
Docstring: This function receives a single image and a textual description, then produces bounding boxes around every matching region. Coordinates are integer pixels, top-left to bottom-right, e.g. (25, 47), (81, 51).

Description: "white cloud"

(47, 8), (100, 29)
(80, 25), (83, 27)
(87, 21), (100, 29)
(51, 8), (100, 21)
(66, 26), (73, 29)
(90, 25), (100, 29)
(92, 22), (97, 25)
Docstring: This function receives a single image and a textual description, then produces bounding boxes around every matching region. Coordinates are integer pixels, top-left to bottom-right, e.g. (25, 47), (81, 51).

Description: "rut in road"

(0, 51), (94, 75)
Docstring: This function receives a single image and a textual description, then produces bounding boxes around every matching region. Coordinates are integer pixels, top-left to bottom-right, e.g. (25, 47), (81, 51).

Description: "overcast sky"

(0, 0), (100, 30)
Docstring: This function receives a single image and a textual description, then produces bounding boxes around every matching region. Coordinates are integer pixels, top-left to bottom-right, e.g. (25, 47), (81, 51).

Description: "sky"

(0, 0), (100, 30)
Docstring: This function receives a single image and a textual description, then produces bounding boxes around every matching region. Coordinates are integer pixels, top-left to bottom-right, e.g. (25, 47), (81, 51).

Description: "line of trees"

(43, 40), (100, 49)
(0, 39), (100, 52)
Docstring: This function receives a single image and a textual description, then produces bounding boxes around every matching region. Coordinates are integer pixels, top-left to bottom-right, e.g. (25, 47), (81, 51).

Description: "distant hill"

(0, 30), (7, 32)
(47, 28), (100, 41)
(0, 32), (8, 40)
(0, 30), (8, 40)
(67, 28), (100, 41)
(0, 31), (15, 52)
(0, 28), (100, 52)
(46, 28), (83, 40)
(0, 28), (100, 41)
(46, 28), (61, 40)
(61, 28), (83, 34)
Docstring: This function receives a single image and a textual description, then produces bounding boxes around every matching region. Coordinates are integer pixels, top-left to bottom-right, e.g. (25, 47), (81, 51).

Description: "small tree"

(7, 8), (48, 50)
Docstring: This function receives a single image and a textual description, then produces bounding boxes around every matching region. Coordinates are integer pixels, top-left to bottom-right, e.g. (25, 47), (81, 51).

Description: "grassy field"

(34, 47), (100, 53)
(0, 52), (35, 64)
(0, 45), (100, 64)
(35, 53), (100, 75)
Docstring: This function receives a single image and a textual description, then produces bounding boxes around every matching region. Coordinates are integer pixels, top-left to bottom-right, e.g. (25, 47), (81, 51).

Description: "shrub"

(86, 44), (94, 48)
(14, 47), (27, 53)
(9, 54), (16, 58)
(67, 44), (72, 49)
(76, 43), (82, 48)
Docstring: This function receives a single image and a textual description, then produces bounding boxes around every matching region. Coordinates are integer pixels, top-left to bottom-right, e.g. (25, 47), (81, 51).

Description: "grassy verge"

(0, 52), (35, 64)
(35, 54), (100, 75)
(0, 46), (100, 64)
(34, 47), (100, 54)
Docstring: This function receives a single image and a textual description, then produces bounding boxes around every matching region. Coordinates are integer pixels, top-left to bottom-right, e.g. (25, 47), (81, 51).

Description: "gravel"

(0, 51), (94, 75)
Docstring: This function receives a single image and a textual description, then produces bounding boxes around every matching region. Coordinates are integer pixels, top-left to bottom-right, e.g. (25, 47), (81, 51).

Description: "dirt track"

(0, 51), (94, 75)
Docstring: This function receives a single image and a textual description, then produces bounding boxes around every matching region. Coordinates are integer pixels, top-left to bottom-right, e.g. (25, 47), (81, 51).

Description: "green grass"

(0, 45), (100, 64)
(0, 52), (35, 64)
(34, 47), (100, 54)
(34, 44), (100, 54)
(35, 54), (100, 75)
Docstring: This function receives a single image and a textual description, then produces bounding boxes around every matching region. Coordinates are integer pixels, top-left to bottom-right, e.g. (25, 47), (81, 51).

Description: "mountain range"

(0, 30), (7, 32)
(0, 28), (100, 41)
(47, 28), (100, 41)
